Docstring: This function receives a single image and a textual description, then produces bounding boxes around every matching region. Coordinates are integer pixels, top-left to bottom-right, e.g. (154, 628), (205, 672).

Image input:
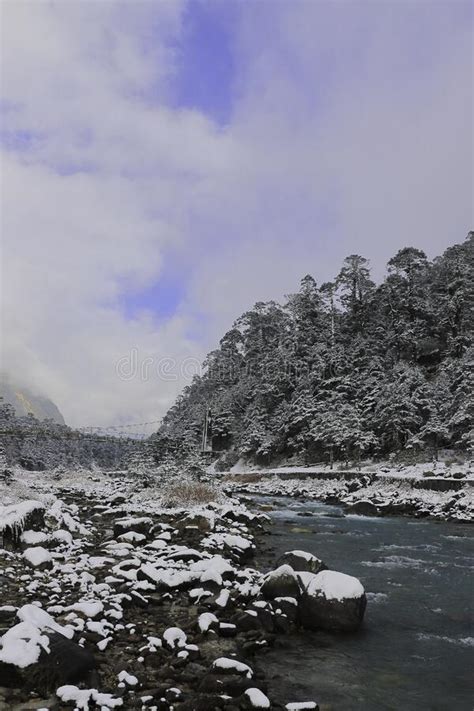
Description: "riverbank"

(1, 470), (366, 710)
(1, 468), (472, 709)
(222, 467), (474, 523)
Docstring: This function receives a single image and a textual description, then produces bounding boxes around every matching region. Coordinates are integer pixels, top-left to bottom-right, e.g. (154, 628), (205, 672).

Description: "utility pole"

(201, 405), (209, 453)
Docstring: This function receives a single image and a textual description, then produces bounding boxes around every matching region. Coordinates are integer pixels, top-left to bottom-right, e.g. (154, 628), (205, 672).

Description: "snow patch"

(212, 657), (253, 678)
(23, 547), (52, 567)
(298, 570), (364, 601)
(244, 687), (271, 708)
(56, 685), (123, 709)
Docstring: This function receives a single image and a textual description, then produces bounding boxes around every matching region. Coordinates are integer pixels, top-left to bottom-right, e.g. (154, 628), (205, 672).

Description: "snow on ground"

(3, 458), (467, 708)
(0, 468), (322, 709)
(228, 456), (474, 481)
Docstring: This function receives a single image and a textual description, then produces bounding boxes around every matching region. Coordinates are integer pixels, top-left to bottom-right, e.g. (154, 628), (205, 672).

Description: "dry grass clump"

(161, 480), (219, 507)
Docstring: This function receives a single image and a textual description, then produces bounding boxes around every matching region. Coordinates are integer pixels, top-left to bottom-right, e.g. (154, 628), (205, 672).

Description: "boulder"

(229, 610), (262, 633)
(23, 547), (53, 570)
(276, 550), (327, 574)
(260, 565), (300, 600)
(297, 570), (366, 632)
(38, 632), (96, 684)
(113, 516), (152, 538)
(271, 597), (298, 623)
(0, 501), (45, 550)
(240, 687), (271, 709)
(346, 500), (380, 516)
(0, 632), (96, 695)
(176, 514), (212, 533)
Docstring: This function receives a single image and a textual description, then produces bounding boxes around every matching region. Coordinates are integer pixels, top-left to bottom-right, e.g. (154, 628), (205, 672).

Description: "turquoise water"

(252, 496), (474, 710)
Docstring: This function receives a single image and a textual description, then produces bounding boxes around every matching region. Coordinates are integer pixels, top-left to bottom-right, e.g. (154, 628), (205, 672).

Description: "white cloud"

(1, 0), (471, 428)
(183, 0), (472, 338)
(0, 1), (210, 429)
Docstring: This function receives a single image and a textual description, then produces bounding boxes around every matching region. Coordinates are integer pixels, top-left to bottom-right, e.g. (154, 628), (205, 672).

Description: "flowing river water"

(251, 496), (473, 710)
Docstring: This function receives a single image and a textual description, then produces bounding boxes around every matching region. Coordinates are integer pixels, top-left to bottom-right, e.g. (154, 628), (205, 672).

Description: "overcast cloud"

(0, 0), (472, 431)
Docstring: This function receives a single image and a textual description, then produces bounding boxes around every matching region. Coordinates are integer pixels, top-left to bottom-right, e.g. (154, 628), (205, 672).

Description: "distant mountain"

(0, 375), (65, 425)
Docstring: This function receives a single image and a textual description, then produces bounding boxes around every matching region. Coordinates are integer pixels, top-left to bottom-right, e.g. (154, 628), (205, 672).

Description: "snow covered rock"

(138, 563), (200, 590)
(211, 657), (253, 678)
(117, 669), (138, 686)
(51, 528), (73, 546)
(20, 530), (49, 546)
(17, 605), (74, 640)
(346, 500), (380, 516)
(23, 546), (52, 569)
(118, 531), (147, 545)
(163, 626), (187, 649)
(0, 622), (50, 668)
(56, 685), (122, 709)
(198, 612), (219, 633)
(242, 687), (271, 708)
(297, 570), (366, 632)
(276, 550), (327, 574)
(272, 596), (298, 622)
(176, 513), (212, 533)
(38, 632), (96, 686)
(113, 516), (152, 538)
(0, 607), (95, 691)
(66, 600), (104, 619)
(167, 546), (203, 563)
(260, 564), (300, 600)
(12, 607), (93, 689)
(0, 501), (45, 548)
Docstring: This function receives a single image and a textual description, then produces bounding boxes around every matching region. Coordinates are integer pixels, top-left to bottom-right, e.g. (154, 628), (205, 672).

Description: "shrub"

(161, 480), (219, 507)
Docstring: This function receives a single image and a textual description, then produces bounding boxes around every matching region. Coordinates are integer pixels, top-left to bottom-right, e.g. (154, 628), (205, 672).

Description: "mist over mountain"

(0, 374), (65, 425)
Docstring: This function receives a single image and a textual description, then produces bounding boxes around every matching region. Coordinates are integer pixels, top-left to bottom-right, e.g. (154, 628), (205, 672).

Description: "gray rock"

(276, 550), (327, 574)
(297, 570), (366, 632)
(346, 500), (380, 516)
(260, 565), (300, 600)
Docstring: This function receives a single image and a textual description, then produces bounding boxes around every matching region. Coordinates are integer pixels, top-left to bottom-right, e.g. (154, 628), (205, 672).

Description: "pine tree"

(337, 254), (375, 334)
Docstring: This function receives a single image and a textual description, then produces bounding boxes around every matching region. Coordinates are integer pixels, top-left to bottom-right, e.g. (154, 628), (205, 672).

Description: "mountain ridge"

(0, 375), (65, 425)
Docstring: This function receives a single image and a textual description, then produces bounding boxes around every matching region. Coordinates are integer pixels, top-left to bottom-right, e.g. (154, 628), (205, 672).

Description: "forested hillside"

(157, 234), (474, 466)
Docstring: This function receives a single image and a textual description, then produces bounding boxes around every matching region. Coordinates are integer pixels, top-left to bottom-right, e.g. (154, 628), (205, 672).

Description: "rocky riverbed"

(0, 472), (368, 711)
(224, 469), (474, 523)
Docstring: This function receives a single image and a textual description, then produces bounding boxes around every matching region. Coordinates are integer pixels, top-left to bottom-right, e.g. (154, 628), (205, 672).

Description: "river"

(251, 496), (473, 710)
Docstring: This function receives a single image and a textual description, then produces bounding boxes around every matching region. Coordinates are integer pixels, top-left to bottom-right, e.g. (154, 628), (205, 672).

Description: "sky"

(0, 0), (472, 432)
